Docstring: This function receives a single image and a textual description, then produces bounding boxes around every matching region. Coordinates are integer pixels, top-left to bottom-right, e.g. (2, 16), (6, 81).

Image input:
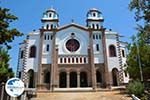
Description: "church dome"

(87, 8), (103, 20)
(46, 8), (56, 13)
(89, 8), (101, 13)
(42, 7), (59, 21)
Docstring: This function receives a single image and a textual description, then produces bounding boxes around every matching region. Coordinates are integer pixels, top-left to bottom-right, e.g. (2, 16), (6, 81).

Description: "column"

(102, 28), (111, 88)
(89, 30), (96, 90)
(37, 29), (44, 90)
(67, 72), (70, 88)
(77, 72), (80, 88)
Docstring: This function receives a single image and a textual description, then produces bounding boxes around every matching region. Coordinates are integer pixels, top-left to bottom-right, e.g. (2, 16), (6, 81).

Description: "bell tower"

(86, 8), (104, 29)
(41, 8), (59, 30)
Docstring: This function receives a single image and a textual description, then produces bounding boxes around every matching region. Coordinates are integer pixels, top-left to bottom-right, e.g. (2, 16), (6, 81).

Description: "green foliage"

(129, 0), (150, 22)
(0, 7), (23, 49)
(127, 80), (144, 97)
(127, 0), (150, 81)
(127, 36), (150, 80)
(141, 94), (149, 100)
(0, 6), (23, 83)
(0, 47), (14, 83)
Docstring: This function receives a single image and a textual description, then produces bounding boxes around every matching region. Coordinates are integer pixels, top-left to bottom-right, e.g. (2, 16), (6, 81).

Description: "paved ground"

(34, 90), (131, 100)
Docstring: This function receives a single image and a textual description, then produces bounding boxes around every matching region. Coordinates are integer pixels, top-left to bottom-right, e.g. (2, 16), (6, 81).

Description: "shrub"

(127, 80), (144, 97)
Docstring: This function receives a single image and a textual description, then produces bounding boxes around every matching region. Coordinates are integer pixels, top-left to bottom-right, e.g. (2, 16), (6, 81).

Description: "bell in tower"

(86, 8), (104, 29)
(41, 8), (59, 30)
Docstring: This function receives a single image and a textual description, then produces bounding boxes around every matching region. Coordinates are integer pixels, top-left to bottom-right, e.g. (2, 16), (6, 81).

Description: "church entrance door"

(80, 72), (88, 87)
(112, 68), (118, 86)
(59, 72), (67, 88)
(70, 72), (77, 88)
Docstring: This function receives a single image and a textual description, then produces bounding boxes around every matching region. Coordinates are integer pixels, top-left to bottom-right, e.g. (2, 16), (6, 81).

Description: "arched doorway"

(70, 72), (77, 88)
(112, 68), (118, 86)
(44, 71), (50, 83)
(96, 70), (102, 83)
(59, 72), (67, 88)
(80, 72), (88, 87)
(28, 69), (34, 88)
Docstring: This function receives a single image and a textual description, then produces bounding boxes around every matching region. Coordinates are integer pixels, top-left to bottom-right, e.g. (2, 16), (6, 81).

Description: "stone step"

(32, 90), (131, 100)
(54, 87), (93, 92)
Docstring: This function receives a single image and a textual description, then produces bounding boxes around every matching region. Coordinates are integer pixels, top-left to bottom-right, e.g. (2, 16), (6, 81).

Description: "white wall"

(93, 31), (104, 63)
(25, 32), (40, 72)
(42, 31), (53, 64)
(105, 32), (119, 72)
(56, 26), (89, 56)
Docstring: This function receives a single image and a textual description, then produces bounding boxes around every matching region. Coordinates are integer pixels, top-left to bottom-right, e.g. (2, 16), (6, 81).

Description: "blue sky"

(1, 0), (137, 74)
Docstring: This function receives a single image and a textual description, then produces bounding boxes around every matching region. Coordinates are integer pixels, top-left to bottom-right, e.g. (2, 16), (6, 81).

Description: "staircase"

(31, 90), (131, 100)
(22, 39), (29, 85)
(116, 35), (124, 84)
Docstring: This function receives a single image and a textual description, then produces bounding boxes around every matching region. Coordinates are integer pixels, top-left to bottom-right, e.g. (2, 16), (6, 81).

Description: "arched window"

(47, 35), (49, 40)
(51, 24), (53, 29)
(72, 58), (74, 63)
(84, 57), (86, 63)
(60, 58), (62, 63)
(93, 35), (95, 39)
(68, 58), (70, 63)
(109, 45), (116, 57)
(80, 57), (82, 63)
(29, 45), (36, 58)
(76, 58), (78, 63)
(49, 13), (52, 17)
(46, 44), (49, 51)
(92, 24), (95, 29)
(96, 24), (99, 29)
(64, 58), (66, 63)
(96, 44), (99, 51)
(20, 50), (24, 59)
(122, 49), (125, 57)
(93, 13), (96, 17)
(96, 35), (98, 39)
(44, 34), (47, 40)
(46, 24), (49, 29)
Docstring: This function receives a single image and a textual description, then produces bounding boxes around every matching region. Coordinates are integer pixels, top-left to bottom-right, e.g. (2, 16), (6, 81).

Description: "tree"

(129, 0), (150, 22)
(0, 6), (23, 83)
(0, 7), (23, 49)
(0, 47), (14, 83)
(127, 35), (150, 80)
(127, 0), (150, 81)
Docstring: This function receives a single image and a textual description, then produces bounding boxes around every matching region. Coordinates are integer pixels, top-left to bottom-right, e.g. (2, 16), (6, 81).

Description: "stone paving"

(34, 90), (131, 100)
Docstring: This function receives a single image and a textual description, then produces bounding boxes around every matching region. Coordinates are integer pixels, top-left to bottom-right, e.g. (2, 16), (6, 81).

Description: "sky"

(1, 0), (137, 74)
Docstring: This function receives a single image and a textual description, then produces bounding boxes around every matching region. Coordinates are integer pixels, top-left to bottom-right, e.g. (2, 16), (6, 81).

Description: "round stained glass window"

(66, 39), (80, 52)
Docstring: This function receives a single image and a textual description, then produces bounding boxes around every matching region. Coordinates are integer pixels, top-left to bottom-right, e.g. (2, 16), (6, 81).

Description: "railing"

(58, 55), (88, 64)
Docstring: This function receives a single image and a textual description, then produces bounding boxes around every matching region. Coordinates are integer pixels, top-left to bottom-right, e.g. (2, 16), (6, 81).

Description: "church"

(17, 8), (129, 91)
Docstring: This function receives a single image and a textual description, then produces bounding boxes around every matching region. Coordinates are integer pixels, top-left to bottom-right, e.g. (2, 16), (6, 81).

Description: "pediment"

(57, 23), (89, 32)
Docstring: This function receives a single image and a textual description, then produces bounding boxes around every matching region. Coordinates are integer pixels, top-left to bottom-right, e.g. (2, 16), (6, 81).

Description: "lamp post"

(135, 36), (143, 82)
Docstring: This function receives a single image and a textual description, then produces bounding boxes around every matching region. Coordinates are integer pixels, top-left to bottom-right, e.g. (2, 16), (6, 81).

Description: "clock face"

(66, 39), (80, 52)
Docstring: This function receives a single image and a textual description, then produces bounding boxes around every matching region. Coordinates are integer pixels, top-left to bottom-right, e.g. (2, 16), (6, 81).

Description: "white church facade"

(17, 8), (129, 91)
